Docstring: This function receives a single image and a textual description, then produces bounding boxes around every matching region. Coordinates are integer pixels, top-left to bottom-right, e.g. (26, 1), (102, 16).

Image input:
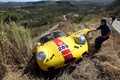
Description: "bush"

(72, 15), (83, 23)
(3, 13), (20, 23)
(0, 21), (32, 65)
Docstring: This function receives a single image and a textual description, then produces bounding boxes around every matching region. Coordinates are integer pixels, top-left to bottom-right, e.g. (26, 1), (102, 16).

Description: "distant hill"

(0, 1), (99, 27)
(0, 0), (109, 9)
(0, 2), (5, 4)
(106, 0), (120, 16)
(108, 0), (120, 7)
(0, 2), (26, 9)
(0, 1), (56, 9)
(81, 0), (114, 5)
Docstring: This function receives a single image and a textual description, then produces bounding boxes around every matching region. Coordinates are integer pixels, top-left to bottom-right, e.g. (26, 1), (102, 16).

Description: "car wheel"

(47, 67), (55, 71)
(82, 52), (88, 58)
(75, 58), (83, 64)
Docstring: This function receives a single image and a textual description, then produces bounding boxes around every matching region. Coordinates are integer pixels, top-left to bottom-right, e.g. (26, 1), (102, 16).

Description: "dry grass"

(55, 20), (120, 80)
(0, 22), (33, 80)
(30, 25), (51, 37)
(0, 22), (32, 64)
(57, 21), (77, 33)
(0, 20), (120, 80)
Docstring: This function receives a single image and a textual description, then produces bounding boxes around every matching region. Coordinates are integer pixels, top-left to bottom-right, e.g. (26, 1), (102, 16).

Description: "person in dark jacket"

(111, 16), (116, 24)
(90, 18), (112, 51)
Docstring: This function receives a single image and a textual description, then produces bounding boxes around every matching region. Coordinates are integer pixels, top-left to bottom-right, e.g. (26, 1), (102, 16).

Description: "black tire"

(82, 52), (88, 58)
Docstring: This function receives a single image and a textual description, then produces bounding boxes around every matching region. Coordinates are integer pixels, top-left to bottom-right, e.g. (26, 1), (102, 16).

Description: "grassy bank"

(0, 19), (120, 80)
(0, 22), (33, 79)
(55, 20), (120, 80)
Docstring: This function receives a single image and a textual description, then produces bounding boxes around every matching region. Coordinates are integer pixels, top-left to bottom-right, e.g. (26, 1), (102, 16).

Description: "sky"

(0, 0), (42, 2)
(0, 0), (84, 2)
(0, 0), (76, 2)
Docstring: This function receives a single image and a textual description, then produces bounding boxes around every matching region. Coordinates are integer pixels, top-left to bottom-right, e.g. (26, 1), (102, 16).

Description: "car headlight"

(37, 51), (46, 61)
(86, 33), (92, 39)
(78, 34), (86, 45)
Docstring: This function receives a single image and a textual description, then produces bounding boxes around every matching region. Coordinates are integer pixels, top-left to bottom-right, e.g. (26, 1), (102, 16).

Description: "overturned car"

(35, 29), (92, 71)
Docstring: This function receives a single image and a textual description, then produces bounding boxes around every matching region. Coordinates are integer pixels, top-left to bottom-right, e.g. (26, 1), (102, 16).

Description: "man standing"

(90, 18), (112, 51)
(111, 16), (116, 24)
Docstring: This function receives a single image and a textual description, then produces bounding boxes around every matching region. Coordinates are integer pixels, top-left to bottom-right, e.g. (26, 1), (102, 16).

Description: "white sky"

(0, 0), (82, 2)
(0, 0), (41, 2)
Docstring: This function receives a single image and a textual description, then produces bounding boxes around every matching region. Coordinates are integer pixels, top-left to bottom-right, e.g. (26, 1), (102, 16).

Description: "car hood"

(39, 37), (75, 57)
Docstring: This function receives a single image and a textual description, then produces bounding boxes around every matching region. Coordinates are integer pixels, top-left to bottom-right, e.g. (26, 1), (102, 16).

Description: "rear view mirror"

(67, 32), (72, 36)
(86, 32), (92, 40)
(32, 42), (41, 53)
(37, 42), (41, 46)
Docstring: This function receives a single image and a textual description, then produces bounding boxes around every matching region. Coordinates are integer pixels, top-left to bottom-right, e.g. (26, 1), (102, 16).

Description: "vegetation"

(105, 0), (120, 17)
(0, 22), (32, 65)
(0, 0), (120, 80)
(0, 1), (99, 28)
(2, 13), (21, 23)
(0, 17), (120, 80)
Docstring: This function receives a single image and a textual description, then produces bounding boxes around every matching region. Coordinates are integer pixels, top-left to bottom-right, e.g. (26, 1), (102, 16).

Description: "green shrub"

(3, 13), (20, 23)
(72, 15), (83, 24)
(0, 21), (32, 65)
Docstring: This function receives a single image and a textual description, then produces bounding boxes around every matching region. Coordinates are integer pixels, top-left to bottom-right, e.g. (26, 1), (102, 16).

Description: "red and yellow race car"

(35, 29), (92, 71)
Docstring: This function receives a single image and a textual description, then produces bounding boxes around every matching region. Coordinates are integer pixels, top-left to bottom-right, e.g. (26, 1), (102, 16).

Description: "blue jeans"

(95, 36), (109, 50)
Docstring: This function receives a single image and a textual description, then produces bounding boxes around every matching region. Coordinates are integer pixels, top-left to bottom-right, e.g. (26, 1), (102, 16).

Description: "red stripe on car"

(53, 39), (73, 61)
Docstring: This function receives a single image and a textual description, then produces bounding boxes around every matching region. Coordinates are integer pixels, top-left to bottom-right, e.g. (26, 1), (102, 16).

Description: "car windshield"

(40, 30), (66, 44)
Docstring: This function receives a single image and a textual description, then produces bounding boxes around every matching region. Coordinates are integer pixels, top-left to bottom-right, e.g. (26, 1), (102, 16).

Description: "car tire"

(48, 67), (55, 71)
(82, 52), (88, 58)
(75, 58), (83, 64)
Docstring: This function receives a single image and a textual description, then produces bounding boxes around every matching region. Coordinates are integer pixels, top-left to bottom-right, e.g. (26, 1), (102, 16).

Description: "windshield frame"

(40, 30), (66, 44)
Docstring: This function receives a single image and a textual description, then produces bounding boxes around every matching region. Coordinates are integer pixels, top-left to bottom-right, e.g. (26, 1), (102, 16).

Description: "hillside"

(0, 1), (99, 28)
(82, 0), (114, 5)
(0, 18), (120, 80)
(0, 2), (26, 9)
(0, 0), (120, 80)
(105, 0), (120, 17)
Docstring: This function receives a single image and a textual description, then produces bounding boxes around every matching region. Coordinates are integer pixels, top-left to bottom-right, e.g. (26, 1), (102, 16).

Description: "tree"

(3, 13), (20, 23)
(72, 15), (83, 24)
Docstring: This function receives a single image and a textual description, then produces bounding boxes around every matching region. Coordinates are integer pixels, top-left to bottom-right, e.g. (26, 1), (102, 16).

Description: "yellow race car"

(35, 29), (91, 71)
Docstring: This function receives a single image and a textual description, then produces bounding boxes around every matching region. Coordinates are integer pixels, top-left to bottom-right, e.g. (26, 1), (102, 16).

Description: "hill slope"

(0, 1), (120, 80)
(0, 1), (98, 28)
(1, 19), (120, 80)
(82, 0), (114, 5)
(106, 0), (120, 16)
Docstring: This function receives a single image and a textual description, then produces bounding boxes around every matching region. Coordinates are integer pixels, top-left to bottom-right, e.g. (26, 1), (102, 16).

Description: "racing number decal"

(53, 39), (73, 61)
(58, 44), (69, 52)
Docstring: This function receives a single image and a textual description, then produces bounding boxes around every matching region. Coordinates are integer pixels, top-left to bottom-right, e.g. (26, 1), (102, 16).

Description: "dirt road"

(112, 19), (120, 34)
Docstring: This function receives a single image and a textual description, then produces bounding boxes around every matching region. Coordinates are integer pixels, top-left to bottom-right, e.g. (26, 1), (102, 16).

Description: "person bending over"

(90, 18), (112, 51)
